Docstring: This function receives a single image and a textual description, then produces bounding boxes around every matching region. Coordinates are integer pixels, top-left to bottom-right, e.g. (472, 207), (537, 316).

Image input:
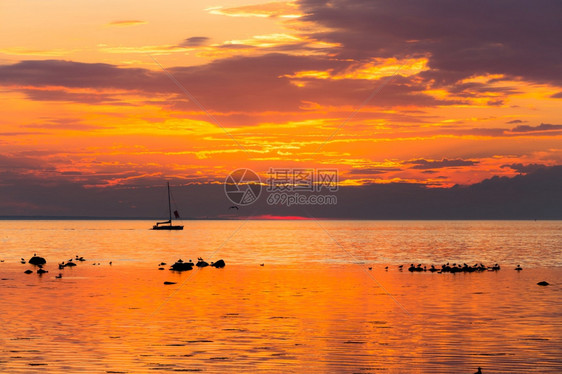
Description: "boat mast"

(167, 181), (172, 223)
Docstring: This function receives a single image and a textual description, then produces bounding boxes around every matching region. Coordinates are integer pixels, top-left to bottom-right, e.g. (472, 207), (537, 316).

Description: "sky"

(0, 0), (561, 217)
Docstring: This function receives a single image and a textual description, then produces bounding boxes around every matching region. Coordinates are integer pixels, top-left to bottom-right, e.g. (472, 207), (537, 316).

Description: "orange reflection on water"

(1, 262), (561, 373)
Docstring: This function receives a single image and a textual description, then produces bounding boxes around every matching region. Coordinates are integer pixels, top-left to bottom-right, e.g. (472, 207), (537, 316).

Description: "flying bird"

(229, 206), (239, 210)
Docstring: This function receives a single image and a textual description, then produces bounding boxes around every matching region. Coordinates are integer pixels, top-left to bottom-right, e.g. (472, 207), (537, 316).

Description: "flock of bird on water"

(11, 254), (550, 287)
(14, 253), (226, 280)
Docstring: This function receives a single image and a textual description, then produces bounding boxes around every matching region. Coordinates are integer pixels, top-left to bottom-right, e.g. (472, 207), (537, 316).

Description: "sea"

(0, 220), (561, 373)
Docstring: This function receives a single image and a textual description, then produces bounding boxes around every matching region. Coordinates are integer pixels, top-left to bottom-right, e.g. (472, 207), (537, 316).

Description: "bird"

(260, 263), (264, 266)
(55, 273), (62, 279)
(229, 206), (239, 210)
(474, 367), (482, 374)
(384, 266), (388, 271)
(368, 267), (373, 270)
(515, 264), (523, 271)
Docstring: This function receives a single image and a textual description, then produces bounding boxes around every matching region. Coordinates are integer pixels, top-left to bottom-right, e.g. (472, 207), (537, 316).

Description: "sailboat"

(152, 182), (184, 230)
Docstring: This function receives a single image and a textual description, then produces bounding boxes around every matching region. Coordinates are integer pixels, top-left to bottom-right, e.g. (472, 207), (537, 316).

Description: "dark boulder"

(211, 259), (226, 268)
(170, 261), (193, 271)
(29, 256), (46, 266)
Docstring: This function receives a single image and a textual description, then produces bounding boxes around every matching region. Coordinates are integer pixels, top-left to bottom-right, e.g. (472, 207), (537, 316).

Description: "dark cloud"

(0, 60), (162, 91)
(551, 92), (562, 98)
(506, 119), (525, 124)
(447, 81), (520, 98)
(348, 167), (402, 175)
(298, 0), (562, 87)
(501, 163), (548, 174)
(510, 123), (562, 133)
(22, 118), (107, 131)
(406, 158), (478, 170)
(0, 55), (464, 115)
(19, 88), (131, 106)
(0, 154), (46, 170)
(178, 37), (210, 47)
(0, 131), (46, 137)
(1, 166), (560, 219)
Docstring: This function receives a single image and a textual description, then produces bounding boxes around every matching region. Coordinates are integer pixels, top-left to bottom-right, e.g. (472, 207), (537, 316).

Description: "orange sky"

(1, 0), (561, 194)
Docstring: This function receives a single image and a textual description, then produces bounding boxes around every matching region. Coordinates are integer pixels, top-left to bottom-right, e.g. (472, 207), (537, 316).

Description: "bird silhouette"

(229, 206), (239, 210)
(474, 367), (482, 374)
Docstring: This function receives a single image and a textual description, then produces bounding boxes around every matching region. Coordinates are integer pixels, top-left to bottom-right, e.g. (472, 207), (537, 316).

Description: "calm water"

(0, 220), (561, 373)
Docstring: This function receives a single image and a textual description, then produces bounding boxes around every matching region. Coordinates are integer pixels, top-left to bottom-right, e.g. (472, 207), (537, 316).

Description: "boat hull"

(152, 225), (184, 230)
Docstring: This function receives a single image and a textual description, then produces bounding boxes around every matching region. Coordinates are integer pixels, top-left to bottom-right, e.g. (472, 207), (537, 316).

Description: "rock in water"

(537, 281), (550, 286)
(29, 256), (46, 266)
(211, 259), (226, 268)
(24, 269), (33, 274)
(170, 261), (193, 271)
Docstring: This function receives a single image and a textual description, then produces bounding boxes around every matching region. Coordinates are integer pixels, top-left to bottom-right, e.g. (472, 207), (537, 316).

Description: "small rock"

(211, 259), (226, 268)
(170, 261), (193, 271)
(196, 260), (209, 267)
(537, 281), (550, 286)
(29, 256), (46, 266)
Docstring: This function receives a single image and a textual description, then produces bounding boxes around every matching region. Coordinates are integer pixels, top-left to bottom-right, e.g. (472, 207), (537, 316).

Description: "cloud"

(207, 2), (301, 18)
(0, 59), (161, 90)
(501, 163), (548, 174)
(510, 123), (562, 133)
(506, 119), (525, 124)
(22, 118), (108, 131)
(297, 0), (562, 87)
(551, 92), (562, 98)
(178, 37), (210, 47)
(348, 167), (402, 175)
(1, 166), (560, 219)
(18, 87), (132, 106)
(0, 57), (455, 113)
(406, 158), (479, 170)
(107, 20), (146, 27)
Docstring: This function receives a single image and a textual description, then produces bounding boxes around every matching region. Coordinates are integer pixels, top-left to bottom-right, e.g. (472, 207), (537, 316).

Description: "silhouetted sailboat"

(152, 182), (184, 230)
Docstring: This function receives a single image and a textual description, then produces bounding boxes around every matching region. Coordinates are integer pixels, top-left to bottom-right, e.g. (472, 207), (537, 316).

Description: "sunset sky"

(1, 0), (561, 217)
